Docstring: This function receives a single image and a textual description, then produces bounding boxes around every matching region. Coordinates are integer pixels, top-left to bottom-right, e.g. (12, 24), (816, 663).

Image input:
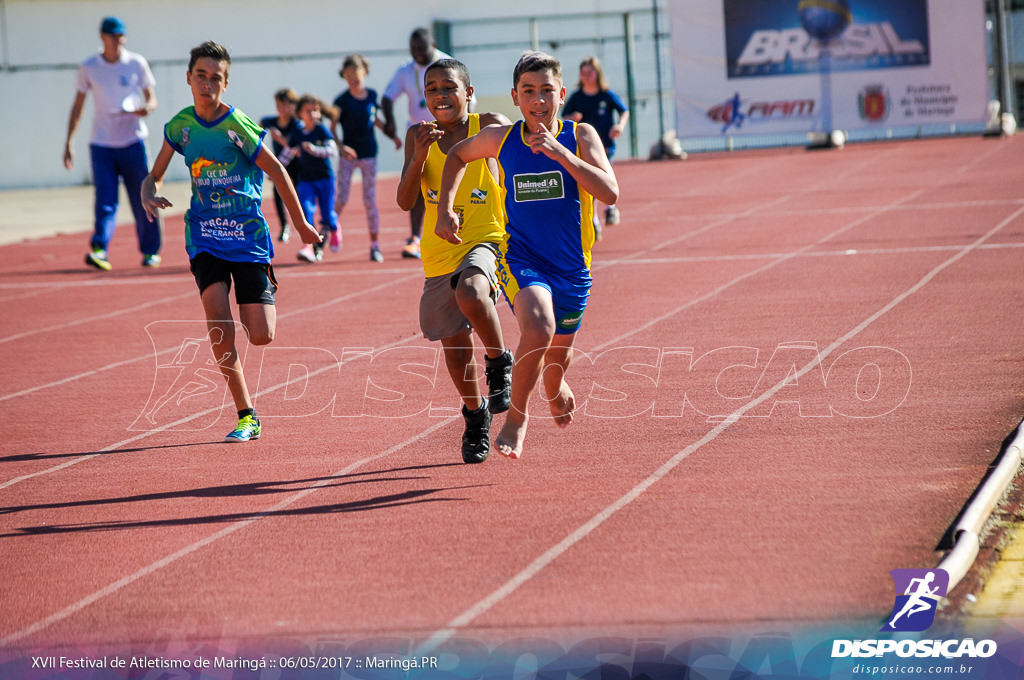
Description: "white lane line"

(0, 292), (195, 346)
(616, 198), (1024, 225)
(591, 137), (1011, 354)
(0, 273), (421, 404)
(0, 266), (416, 290)
(0, 352), (166, 404)
(0, 328), (417, 491)
(593, 187), (925, 352)
(0, 414), (456, 648)
(600, 241), (1024, 267)
(417, 201), (1024, 653)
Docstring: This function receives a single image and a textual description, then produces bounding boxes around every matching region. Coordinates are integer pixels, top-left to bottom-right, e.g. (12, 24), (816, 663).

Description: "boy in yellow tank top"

(396, 58), (513, 464)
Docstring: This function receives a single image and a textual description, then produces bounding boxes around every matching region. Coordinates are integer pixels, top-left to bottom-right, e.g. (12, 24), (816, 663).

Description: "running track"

(1, 136), (1023, 662)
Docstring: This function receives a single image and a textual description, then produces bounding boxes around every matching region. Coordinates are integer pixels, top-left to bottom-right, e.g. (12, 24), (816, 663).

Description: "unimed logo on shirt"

(514, 171), (564, 201)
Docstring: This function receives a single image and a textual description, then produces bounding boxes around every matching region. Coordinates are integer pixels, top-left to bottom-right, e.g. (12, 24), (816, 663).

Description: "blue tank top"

(496, 120), (595, 275)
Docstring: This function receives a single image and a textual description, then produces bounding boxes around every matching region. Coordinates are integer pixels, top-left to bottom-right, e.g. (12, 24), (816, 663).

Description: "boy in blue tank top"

(437, 51), (619, 460)
(141, 41), (322, 444)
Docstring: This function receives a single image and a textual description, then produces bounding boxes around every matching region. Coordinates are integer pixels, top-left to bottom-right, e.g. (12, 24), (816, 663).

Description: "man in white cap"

(64, 16), (162, 270)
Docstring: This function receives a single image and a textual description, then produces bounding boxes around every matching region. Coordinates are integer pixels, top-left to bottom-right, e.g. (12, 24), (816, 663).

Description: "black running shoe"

(461, 399), (492, 464)
(485, 349), (513, 414)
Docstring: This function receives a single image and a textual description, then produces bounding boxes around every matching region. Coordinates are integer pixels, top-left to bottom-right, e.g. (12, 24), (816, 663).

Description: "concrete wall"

(0, 0), (653, 189)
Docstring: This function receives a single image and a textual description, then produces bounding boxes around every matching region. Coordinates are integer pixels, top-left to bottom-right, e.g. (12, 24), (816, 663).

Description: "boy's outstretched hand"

(296, 221), (324, 245)
(436, 208), (463, 245)
(141, 176), (172, 221)
(411, 121), (445, 163)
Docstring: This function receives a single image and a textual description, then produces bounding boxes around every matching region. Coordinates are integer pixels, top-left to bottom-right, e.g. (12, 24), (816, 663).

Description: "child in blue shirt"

(288, 95), (340, 263)
(331, 54), (401, 263)
(141, 41), (321, 443)
(563, 56), (629, 233)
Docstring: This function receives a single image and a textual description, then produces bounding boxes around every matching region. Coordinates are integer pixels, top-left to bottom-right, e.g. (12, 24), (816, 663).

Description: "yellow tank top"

(420, 114), (506, 278)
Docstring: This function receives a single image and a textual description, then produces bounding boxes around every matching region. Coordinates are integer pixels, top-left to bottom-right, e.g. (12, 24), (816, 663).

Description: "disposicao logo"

(830, 568), (998, 660)
(882, 568), (947, 632)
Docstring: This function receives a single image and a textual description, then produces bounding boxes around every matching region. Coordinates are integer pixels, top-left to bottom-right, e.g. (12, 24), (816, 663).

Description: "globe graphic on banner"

(797, 0), (851, 42)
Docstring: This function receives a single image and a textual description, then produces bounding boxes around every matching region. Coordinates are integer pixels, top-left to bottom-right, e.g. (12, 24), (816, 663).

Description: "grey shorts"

(419, 243), (500, 341)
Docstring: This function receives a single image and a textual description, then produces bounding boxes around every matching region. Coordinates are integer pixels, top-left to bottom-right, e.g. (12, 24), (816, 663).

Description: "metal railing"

(436, 7), (673, 161)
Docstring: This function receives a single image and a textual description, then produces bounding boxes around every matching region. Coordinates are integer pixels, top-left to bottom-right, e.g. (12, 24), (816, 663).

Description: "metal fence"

(436, 8), (674, 161)
(437, 4), (1012, 160)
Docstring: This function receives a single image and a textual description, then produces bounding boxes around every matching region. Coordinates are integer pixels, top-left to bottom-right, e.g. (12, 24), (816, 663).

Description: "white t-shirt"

(383, 49), (455, 126)
(76, 48), (156, 148)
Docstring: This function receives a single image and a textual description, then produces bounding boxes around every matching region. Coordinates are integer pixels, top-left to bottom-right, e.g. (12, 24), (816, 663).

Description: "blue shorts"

(498, 254), (591, 335)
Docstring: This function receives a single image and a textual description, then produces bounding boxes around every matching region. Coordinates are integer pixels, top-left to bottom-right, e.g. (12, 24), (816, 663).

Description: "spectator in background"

(260, 88), (301, 243)
(63, 16), (162, 270)
(562, 56), (629, 238)
(381, 27), (456, 260)
(332, 54), (401, 263)
(289, 95), (340, 264)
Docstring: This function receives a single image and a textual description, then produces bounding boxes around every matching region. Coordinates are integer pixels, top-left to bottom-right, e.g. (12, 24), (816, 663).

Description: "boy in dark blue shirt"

(563, 56), (629, 232)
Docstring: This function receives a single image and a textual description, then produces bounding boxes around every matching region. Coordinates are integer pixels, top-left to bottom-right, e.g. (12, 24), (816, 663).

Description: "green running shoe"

(86, 246), (112, 271)
(225, 414), (261, 443)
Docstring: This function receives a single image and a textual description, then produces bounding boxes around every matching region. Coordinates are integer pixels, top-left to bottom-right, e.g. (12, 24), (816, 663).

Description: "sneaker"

(297, 245), (322, 263)
(593, 216), (603, 241)
(461, 399), (492, 463)
(370, 245), (384, 263)
(605, 206), (620, 226)
(484, 349), (513, 414)
(279, 225), (291, 243)
(225, 414), (261, 443)
(85, 246), (112, 271)
(329, 230), (341, 252)
(142, 254), (161, 267)
(401, 238), (421, 259)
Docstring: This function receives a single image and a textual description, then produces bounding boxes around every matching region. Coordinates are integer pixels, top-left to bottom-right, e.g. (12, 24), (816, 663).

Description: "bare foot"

(549, 381), (575, 428)
(495, 411), (529, 459)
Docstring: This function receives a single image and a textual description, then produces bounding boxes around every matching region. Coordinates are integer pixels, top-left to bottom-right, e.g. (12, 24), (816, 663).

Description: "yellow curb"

(967, 525), (1024, 619)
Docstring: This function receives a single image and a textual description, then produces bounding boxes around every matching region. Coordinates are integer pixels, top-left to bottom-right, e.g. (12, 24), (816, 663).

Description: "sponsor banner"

(725, 0), (931, 79)
(668, 0), (988, 138)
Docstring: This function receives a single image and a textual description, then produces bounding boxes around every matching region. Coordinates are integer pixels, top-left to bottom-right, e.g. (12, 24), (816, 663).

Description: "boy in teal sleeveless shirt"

(142, 41), (321, 443)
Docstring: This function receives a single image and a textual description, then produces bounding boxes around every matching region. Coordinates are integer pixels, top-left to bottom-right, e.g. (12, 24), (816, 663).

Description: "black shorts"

(189, 251), (278, 305)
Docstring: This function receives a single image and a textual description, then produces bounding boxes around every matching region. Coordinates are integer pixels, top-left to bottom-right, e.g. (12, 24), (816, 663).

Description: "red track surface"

(2, 136), (1023, 656)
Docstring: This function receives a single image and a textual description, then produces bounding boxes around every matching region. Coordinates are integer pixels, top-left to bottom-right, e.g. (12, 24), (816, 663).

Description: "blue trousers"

(90, 141), (162, 255)
(297, 177), (338, 232)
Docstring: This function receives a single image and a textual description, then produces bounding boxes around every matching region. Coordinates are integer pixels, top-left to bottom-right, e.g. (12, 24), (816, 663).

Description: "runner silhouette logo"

(881, 568), (949, 632)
